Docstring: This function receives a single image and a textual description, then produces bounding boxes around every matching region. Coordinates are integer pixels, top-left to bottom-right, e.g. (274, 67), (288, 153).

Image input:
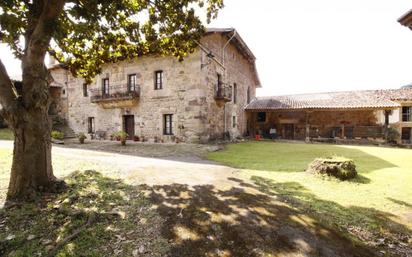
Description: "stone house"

(49, 28), (261, 143)
(245, 89), (412, 144)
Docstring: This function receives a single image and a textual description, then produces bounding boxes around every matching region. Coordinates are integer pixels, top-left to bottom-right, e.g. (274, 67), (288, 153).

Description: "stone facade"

(50, 30), (260, 143)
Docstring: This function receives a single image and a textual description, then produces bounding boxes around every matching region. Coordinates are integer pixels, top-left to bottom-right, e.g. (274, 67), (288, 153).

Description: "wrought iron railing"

(90, 84), (140, 103)
(215, 83), (232, 101)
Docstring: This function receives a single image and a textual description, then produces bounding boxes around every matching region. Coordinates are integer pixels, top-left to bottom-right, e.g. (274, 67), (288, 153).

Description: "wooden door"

(284, 124), (294, 140)
(123, 115), (135, 139)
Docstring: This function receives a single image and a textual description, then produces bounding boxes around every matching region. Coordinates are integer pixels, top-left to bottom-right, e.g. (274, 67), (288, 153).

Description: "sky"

(1, 0), (412, 96)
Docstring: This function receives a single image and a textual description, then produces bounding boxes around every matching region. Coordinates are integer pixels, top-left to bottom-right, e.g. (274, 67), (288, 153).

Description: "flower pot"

(79, 138), (85, 144)
(121, 140), (126, 146)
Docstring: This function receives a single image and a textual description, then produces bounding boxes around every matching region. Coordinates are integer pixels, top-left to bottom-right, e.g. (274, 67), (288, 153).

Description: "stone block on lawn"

(307, 157), (357, 180)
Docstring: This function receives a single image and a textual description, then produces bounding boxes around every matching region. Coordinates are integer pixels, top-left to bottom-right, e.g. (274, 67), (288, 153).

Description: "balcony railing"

(90, 84), (140, 103)
(214, 83), (232, 102)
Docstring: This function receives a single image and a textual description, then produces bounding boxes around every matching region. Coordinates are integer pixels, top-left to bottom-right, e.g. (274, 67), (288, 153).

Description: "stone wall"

(200, 33), (258, 140)
(50, 32), (259, 143)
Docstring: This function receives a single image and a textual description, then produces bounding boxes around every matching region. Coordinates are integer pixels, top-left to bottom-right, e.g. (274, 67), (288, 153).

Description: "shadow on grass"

(1, 171), (410, 257)
(208, 142), (397, 174)
(146, 182), (378, 257)
(249, 176), (412, 257)
(387, 197), (412, 208)
(0, 170), (168, 257)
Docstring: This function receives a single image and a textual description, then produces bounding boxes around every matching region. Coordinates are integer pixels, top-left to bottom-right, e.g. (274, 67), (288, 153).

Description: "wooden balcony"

(91, 84), (140, 109)
(214, 83), (232, 106)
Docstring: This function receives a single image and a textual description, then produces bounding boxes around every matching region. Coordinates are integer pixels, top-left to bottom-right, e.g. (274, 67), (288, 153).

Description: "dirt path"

(0, 140), (377, 257)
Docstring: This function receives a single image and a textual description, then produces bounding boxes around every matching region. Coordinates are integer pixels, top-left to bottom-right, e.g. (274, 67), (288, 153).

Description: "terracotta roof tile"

(245, 89), (412, 111)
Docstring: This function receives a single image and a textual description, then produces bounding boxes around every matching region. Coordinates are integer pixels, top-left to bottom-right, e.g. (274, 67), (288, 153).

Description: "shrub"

(78, 132), (87, 144)
(307, 157), (357, 180)
(113, 131), (128, 145)
(386, 127), (400, 144)
(51, 130), (65, 140)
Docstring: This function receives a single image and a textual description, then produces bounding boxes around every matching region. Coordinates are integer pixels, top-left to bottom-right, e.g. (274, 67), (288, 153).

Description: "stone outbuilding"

(245, 89), (412, 144)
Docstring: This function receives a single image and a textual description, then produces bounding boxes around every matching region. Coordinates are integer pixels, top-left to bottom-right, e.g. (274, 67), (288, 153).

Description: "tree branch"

(0, 58), (18, 115)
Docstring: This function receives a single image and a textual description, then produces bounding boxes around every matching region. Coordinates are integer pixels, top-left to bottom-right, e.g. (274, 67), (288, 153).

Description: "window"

(402, 107), (412, 122)
(128, 74), (137, 92)
(102, 78), (109, 95)
(247, 87), (251, 104)
(257, 112), (266, 123)
(232, 116), (237, 128)
(83, 83), (88, 97)
(233, 83), (237, 104)
(163, 114), (173, 135)
(155, 70), (163, 90)
(217, 74), (222, 88)
(402, 127), (411, 141)
(88, 117), (95, 134)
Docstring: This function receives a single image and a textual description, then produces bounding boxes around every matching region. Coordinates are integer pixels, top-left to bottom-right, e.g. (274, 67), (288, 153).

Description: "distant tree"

(0, 0), (223, 202)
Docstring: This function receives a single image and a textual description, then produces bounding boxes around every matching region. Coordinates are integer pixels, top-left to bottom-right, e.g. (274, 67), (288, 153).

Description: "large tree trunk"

(0, 0), (66, 203)
(6, 107), (58, 201)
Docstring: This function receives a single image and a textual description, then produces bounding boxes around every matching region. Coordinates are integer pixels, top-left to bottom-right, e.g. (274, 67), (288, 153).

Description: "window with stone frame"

(83, 83), (88, 97)
(102, 78), (109, 95)
(163, 114), (173, 135)
(233, 83), (237, 104)
(232, 115), (237, 128)
(88, 117), (95, 133)
(128, 74), (137, 92)
(154, 70), (163, 90)
(402, 107), (412, 122)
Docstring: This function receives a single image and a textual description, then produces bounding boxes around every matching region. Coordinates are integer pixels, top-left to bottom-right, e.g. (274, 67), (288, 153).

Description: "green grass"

(209, 141), (412, 246)
(0, 128), (13, 140)
(0, 171), (169, 257)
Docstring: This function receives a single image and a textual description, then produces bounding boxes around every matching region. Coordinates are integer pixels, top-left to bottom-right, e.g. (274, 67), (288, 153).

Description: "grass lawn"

(0, 128), (13, 140)
(209, 141), (412, 254)
(0, 148), (169, 257)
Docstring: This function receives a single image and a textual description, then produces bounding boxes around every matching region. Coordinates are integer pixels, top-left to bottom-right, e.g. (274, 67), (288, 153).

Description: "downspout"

(221, 30), (237, 140)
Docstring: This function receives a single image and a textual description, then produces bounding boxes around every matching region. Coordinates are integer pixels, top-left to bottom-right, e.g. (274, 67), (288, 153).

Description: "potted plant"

(110, 133), (115, 141)
(133, 135), (140, 142)
(114, 131), (128, 146)
(51, 130), (65, 140)
(78, 133), (87, 144)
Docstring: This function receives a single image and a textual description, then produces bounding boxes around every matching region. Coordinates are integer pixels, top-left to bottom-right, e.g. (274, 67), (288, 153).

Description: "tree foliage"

(0, 0), (224, 83)
(0, 0), (223, 202)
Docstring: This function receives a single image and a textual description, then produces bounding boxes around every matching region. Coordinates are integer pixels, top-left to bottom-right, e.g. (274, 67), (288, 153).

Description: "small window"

(155, 70), (163, 90)
(257, 112), (266, 123)
(128, 74), (137, 92)
(83, 83), (88, 97)
(402, 107), (412, 122)
(232, 116), (237, 128)
(233, 83), (237, 104)
(247, 87), (251, 104)
(102, 78), (109, 95)
(163, 114), (173, 135)
(88, 117), (95, 134)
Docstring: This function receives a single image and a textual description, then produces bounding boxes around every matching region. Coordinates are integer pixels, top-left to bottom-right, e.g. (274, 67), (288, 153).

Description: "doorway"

(283, 124), (295, 140)
(123, 115), (135, 140)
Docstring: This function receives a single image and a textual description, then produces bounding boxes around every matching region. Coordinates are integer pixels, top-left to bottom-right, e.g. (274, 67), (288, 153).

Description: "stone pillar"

(305, 112), (310, 142)
(384, 110), (390, 140)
